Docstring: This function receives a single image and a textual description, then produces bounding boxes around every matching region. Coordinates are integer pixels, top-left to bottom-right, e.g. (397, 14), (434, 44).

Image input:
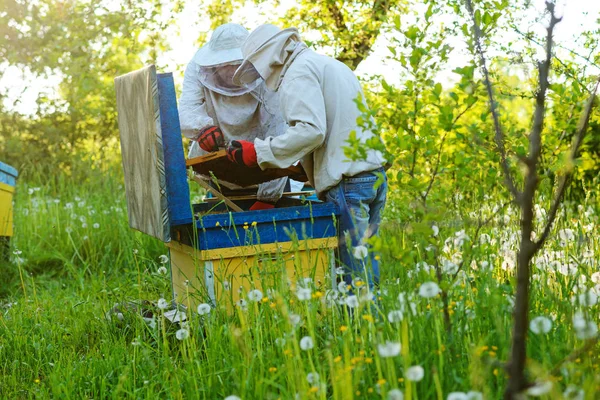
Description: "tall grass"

(1, 170), (599, 399)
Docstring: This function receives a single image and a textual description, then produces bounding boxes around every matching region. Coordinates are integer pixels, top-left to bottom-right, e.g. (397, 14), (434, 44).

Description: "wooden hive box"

(115, 65), (339, 313)
(0, 161), (18, 238)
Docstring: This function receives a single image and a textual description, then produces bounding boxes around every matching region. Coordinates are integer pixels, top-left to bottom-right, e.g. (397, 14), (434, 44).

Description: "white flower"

(296, 287), (312, 301)
(289, 313), (301, 327)
(81, 223), (88, 229)
(12, 249), (22, 256)
(466, 392), (483, 400)
(431, 225), (439, 237)
(353, 245), (368, 260)
(526, 381), (553, 396)
(224, 396), (241, 400)
(236, 299), (248, 310)
(529, 316), (552, 335)
(446, 393), (468, 400)
(405, 365), (424, 381)
(335, 267), (345, 275)
(388, 389), (404, 400)
(175, 328), (189, 340)
(558, 228), (575, 242)
(275, 338), (286, 347)
(157, 298), (169, 310)
(573, 314), (598, 340)
(591, 272), (600, 284)
(247, 289), (263, 302)
(197, 303), (211, 315)
(454, 230), (470, 247)
(306, 372), (319, 384)
(159, 254), (169, 264)
(345, 295), (359, 308)
(578, 291), (598, 307)
(419, 281), (441, 298)
(157, 266), (168, 275)
(337, 281), (349, 293)
(377, 341), (401, 358)
(442, 259), (459, 275)
(479, 233), (490, 244)
(299, 336), (314, 351)
(563, 385), (584, 400)
(92, 223), (100, 229)
(388, 310), (403, 323)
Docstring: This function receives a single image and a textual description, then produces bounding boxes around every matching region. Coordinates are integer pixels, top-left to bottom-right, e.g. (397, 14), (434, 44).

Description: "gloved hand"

(249, 201), (275, 211)
(197, 126), (225, 152)
(226, 140), (258, 167)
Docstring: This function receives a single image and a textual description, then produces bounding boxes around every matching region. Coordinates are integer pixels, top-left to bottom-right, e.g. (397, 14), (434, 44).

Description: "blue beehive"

(115, 66), (339, 311)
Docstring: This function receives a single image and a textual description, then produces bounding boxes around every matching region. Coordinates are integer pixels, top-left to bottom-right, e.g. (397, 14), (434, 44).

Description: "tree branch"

(534, 75), (600, 252)
(464, 0), (520, 202)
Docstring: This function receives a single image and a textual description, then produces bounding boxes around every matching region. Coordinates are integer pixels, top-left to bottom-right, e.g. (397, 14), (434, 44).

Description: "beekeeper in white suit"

(179, 23), (288, 210)
(228, 24), (388, 287)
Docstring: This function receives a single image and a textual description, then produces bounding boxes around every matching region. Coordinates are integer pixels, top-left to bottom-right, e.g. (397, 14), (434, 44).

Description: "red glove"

(249, 201), (275, 211)
(197, 126), (224, 152)
(227, 140), (258, 167)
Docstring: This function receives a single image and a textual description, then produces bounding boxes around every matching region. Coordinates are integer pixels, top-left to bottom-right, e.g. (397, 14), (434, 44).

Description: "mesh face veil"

(198, 61), (261, 96)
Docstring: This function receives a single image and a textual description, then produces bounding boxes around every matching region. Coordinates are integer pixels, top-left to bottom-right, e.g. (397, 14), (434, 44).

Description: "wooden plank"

(192, 176), (243, 212)
(186, 150), (308, 187)
(0, 182), (15, 237)
(201, 191), (316, 202)
(156, 73), (193, 227)
(115, 65), (170, 241)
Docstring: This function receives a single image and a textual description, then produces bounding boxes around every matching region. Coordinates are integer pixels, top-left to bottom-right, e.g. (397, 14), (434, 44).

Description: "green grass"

(1, 172), (599, 399)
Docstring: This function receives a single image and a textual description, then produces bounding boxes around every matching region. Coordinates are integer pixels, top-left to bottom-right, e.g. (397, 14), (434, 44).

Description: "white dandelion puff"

(157, 298), (169, 310)
(405, 365), (424, 382)
(446, 393), (468, 400)
(197, 303), (211, 315)
(157, 266), (168, 275)
(431, 225), (439, 237)
(92, 223), (100, 229)
(289, 313), (301, 327)
(299, 336), (314, 351)
(353, 245), (369, 260)
(388, 389), (404, 400)
(388, 310), (404, 323)
(345, 295), (359, 308)
(419, 281), (441, 298)
(377, 341), (401, 358)
(296, 287), (312, 301)
(225, 396), (241, 400)
(159, 254), (169, 264)
(247, 289), (263, 302)
(175, 328), (189, 341)
(563, 385), (584, 400)
(306, 372), (319, 385)
(526, 381), (553, 397)
(529, 316), (552, 335)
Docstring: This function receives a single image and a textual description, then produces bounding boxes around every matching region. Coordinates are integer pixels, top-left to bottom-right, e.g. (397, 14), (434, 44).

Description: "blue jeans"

(325, 168), (387, 288)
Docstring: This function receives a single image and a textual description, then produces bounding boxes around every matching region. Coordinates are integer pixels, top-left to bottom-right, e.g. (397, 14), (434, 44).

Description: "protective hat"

(193, 23), (249, 67)
(232, 24), (299, 87)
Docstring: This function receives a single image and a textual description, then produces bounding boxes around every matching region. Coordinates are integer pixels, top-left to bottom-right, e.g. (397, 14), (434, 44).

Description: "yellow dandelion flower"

(262, 297), (269, 303)
(356, 391), (361, 396)
(251, 221), (257, 227)
(359, 350), (365, 356)
(215, 221), (221, 227)
(309, 386), (319, 393)
(493, 368), (499, 376)
(368, 388), (374, 393)
(489, 351), (497, 357)
(34, 379), (40, 384)
(334, 356), (342, 362)
(362, 315), (374, 322)
(398, 378), (404, 383)
(340, 325), (348, 332)
(375, 255), (381, 260)
(269, 367), (277, 373)
(284, 349), (292, 356)
(365, 357), (373, 364)
(269, 302), (276, 308)
(377, 379), (386, 386)
(313, 291), (324, 298)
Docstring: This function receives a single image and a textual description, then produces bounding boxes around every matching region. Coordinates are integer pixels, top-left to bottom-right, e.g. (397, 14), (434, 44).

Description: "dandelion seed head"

(197, 303), (211, 315)
(247, 289), (263, 302)
(529, 316), (552, 335)
(175, 328), (189, 341)
(526, 381), (553, 397)
(377, 341), (401, 358)
(157, 266), (168, 275)
(353, 245), (368, 260)
(157, 298), (169, 310)
(296, 287), (312, 301)
(388, 389), (404, 400)
(299, 336), (314, 351)
(405, 365), (424, 381)
(418, 281), (441, 298)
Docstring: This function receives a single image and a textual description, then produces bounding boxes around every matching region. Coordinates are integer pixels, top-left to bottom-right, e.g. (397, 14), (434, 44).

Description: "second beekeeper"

(178, 23), (288, 209)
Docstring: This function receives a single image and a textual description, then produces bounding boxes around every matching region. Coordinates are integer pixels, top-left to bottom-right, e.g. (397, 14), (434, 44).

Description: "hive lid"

(186, 150), (307, 187)
(0, 161), (18, 186)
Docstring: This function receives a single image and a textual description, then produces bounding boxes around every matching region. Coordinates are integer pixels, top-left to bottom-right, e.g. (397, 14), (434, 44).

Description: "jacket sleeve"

(178, 62), (214, 140)
(254, 73), (327, 169)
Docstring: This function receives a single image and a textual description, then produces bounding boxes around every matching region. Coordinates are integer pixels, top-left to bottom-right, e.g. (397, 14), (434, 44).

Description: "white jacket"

(178, 58), (287, 202)
(247, 33), (386, 195)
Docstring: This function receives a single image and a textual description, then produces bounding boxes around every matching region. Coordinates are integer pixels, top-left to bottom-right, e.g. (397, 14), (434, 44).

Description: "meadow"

(1, 169), (598, 400)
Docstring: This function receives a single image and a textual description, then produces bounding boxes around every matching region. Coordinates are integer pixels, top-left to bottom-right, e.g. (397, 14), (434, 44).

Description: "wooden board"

(187, 150), (308, 187)
(115, 65), (170, 242)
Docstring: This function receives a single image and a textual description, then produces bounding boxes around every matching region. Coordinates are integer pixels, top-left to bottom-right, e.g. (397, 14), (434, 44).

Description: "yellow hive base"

(0, 182), (15, 237)
(167, 238), (337, 313)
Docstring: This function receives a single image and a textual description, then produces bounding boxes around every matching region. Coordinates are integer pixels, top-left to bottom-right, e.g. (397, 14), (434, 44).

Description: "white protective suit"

(233, 26), (386, 196)
(178, 24), (288, 203)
